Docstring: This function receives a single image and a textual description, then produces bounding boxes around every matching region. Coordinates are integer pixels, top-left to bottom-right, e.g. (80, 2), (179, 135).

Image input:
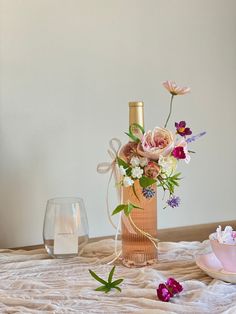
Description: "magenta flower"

(166, 278), (183, 295)
(172, 146), (186, 160)
(157, 283), (173, 302)
(157, 278), (183, 302)
(175, 121), (192, 137)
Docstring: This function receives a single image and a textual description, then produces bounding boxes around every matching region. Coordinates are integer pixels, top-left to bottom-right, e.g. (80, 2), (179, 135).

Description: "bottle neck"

(129, 101), (144, 128)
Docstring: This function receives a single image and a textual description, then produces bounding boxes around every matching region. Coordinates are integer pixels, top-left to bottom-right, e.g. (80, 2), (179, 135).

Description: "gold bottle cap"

(129, 101), (144, 108)
(129, 101), (144, 128)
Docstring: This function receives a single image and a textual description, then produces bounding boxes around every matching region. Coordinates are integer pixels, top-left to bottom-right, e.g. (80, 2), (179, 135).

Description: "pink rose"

(120, 141), (138, 161)
(137, 127), (174, 160)
(144, 161), (161, 179)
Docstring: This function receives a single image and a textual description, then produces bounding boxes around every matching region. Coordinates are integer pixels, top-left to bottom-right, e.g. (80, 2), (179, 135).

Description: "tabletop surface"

(0, 239), (236, 314)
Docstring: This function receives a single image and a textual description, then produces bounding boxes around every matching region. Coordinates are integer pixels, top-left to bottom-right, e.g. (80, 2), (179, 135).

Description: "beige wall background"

(0, 0), (236, 247)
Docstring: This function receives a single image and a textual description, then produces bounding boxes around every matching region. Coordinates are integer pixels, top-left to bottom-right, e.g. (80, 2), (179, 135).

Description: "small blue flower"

(166, 195), (180, 208)
(142, 187), (155, 199)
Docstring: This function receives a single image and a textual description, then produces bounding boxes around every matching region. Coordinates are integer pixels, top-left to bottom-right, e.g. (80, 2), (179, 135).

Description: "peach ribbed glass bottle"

(120, 102), (158, 267)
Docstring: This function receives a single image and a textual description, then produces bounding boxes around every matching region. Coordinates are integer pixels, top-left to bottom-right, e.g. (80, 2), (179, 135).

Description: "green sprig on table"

(89, 266), (123, 293)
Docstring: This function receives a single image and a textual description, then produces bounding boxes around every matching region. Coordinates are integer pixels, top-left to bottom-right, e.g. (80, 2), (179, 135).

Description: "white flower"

(216, 225), (222, 242)
(130, 156), (140, 167)
(123, 176), (134, 187)
(221, 226), (233, 244)
(159, 155), (177, 176)
(131, 166), (143, 179)
(119, 165), (126, 176)
(139, 157), (148, 167)
(216, 225), (234, 244)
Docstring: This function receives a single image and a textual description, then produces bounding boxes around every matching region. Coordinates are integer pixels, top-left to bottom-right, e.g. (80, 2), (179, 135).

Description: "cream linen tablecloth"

(0, 239), (236, 314)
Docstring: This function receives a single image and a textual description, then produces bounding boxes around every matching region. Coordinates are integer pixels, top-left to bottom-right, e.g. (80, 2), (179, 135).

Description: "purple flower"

(186, 131), (206, 143)
(166, 278), (183, 295)
(167, 195), (180, 208)
(157, 283), (173, 302)
(175, 121), (192, 137)
(142, 187), (155, 199)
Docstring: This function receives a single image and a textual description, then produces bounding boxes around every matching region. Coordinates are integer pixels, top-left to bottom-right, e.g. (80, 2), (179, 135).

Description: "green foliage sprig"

(112, 202), (143, 216)
(158, 172), (182, 195)
(125, 123), (145, 143)
(89, 266), (123, 293)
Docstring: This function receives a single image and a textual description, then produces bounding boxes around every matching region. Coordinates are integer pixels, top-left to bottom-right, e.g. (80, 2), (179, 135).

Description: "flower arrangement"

(112, 81), (205, 215)
(211, 225), (236, 244)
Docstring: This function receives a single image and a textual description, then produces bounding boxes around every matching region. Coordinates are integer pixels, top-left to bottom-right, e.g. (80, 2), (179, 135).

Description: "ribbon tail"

(106, 166), (118, 230)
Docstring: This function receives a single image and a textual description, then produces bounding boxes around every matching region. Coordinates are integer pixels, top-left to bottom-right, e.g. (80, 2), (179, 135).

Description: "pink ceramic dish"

(209, 233), (236, 272)
(196, 253), (236, 283)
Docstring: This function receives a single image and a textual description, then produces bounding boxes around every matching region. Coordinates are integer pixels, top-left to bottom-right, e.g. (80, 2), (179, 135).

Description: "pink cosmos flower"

(163, 81), (190, 96)
(156, 283), (173, 302)
(144, 161), (161, 179)
(137, 127), (174, 160)
(172, 140), (190, 164)
(175, 121), (192, 137)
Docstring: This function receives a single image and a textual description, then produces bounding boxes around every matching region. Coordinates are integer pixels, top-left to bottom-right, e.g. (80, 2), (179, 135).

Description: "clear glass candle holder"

(43, 197), (89, 258)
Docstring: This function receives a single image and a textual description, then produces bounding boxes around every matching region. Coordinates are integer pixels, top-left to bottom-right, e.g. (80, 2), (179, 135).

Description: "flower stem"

(164, 94), (174, 128)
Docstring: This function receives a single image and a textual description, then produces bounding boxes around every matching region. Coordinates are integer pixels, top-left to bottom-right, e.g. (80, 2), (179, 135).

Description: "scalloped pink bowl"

(209, 233), (236, 272)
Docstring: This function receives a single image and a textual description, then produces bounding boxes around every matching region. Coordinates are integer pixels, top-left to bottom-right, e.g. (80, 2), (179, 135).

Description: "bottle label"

(54, 207), (78, 255)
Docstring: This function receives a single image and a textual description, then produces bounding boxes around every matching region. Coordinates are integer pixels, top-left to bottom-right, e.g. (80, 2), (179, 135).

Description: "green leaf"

(125, 123), (145, 143)
(171, 172), (182, 179)
(125, 132), (139, 143)
(127, 203), (134, 215)
(95, 286), (108, 292)
(139, 176), (157, 188)
(108, 266), (116, 283)
(104, 287), (111, 293)
(89, 270), (107, 285)
(132, 184), (140, 201)
(130, 123), (145, 135)
(116, 157), (129, 169)
(130, 202), (143, 210)
(112, 204), (126, 216)
(124, 205), (130, 216)
(126, 167), (132, 177)
(111, 278), (124, 286)
(124, 203), (143, 216)
(90, 267), (124, 294)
